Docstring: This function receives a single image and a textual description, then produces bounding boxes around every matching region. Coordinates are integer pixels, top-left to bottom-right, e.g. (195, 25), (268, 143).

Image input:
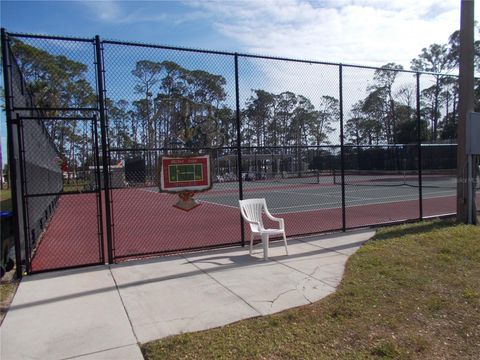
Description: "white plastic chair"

(239, 198), (288, 260)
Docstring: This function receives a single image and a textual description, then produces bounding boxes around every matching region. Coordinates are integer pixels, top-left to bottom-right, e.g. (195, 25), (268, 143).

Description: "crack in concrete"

(165, 310), (209, 323)
(297, 277), (315, 304)
(167, 315), (197, 323)
(62, 344), (139, 360)
(308, 266), (320, 277)
(269, 288), (297, 307)
(274, 259), (337, 290)
(252, 288), (298, 307)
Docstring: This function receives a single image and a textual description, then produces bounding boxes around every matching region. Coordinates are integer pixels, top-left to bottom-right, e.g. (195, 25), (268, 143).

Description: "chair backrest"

(239, 198), (266, 230)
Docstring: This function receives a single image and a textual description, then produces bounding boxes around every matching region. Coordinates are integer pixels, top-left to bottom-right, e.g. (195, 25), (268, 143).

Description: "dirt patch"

(0, 269), (19, 326)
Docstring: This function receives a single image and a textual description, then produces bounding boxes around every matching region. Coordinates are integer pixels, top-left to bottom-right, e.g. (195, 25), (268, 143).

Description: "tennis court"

(29, 172), (477, 272)
(5, 30), (478, 275)
(197, 171), (461, 213)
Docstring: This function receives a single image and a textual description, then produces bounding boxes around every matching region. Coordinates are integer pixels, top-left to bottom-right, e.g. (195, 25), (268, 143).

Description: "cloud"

(79, 0), (472, 68)
(82, 0), (169, 24)
(184, 0), (469, 133)
(188, 0), (475, 68)
(81, 0), (210, 25)
(82, 0), (123, 22)
(76, 0), (475, 123)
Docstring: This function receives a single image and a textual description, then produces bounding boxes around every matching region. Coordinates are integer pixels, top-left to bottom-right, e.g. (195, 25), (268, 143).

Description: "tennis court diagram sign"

(159, 155), (211, 211)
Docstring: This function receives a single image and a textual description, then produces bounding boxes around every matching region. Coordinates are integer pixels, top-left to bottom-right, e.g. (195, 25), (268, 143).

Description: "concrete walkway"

(1, 229), (375, 360)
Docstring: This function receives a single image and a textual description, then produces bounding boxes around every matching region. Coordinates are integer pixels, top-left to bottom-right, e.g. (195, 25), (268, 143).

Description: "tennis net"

(332, 169), (478, 189)
(242, 170), (327, 185)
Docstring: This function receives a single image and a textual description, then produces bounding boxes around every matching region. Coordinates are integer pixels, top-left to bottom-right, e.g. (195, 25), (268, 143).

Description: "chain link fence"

(3, 31), (478, 273)
(3, 33), (105, 273)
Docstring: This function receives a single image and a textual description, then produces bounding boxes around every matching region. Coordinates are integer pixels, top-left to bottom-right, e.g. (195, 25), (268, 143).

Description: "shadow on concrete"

(10, 231), (372, 311)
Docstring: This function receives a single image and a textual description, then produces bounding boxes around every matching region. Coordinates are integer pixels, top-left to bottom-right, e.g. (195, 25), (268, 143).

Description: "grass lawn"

(0, 188), (12, 211)
(63, 180), (89, 192)
(142, 220), (480, 360)
(0, 277), (19, 326)
(0, 182), (88, 210)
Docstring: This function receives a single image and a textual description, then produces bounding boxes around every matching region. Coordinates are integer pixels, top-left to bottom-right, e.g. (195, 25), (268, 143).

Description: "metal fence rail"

(2, 29), (476, 274)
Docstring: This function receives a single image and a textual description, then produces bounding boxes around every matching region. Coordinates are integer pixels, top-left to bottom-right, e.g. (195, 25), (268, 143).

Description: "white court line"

(200, 189), (454, 210)
(344, 195), (370, 200)
(138, 186), (456, 213)
(138, 185), (454, 201)
(270, 202), (339, 211)
(200, 197), (336, 211)
(198, 199), (239, 209)
(343, 189), (455, 202)
(136, 188), (239, 209)
(264, 185), (454, 199)
(270, 192), (456, 213)
(265, 189), (342, 197)
(343, 191), (454, 203)
(264, 187), (451, 200)
(344, 186), (454, 194)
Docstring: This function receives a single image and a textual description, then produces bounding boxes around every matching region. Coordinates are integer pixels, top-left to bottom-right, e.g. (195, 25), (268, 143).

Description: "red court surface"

(30, 188), (479, 272)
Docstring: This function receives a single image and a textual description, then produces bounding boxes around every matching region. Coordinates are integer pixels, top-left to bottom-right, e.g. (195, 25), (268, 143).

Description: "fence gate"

(16, 114), (106, 273)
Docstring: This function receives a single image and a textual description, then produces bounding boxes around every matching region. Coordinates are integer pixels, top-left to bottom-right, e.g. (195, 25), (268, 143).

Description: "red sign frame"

(160, 155), (211, 193)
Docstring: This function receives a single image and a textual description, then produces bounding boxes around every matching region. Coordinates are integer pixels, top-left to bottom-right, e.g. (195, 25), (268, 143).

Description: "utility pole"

(457, 0), (475, 223)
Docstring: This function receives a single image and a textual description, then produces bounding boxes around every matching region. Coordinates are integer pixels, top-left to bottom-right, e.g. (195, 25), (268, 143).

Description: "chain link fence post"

(339, 64), (346, 231)
(416, 72), (423, 219)
(95, 35), (114, 264)
(235, 53), (245, 247)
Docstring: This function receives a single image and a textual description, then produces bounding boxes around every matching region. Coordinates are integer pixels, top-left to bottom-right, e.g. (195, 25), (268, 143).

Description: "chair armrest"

(242, 218), (260, 225)
(240, 216), (261, 226)
(275, 218), (285, 230)
(264, 210), (284, 229)
(242, 218), (266, 231)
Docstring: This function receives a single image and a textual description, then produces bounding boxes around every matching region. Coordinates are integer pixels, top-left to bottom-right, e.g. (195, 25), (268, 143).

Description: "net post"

(95, 35), (114, 264)
(416, 72), (423, 219)
(339, 64), (346, 231)
(234, 53), (245, 247)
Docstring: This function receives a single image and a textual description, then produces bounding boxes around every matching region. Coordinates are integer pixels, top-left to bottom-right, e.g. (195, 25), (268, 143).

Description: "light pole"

(457, 0), (476, 223)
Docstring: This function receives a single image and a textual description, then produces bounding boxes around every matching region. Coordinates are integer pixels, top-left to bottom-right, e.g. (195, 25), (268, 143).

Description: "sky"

(0, 0), (479, 164)
(1, 0), (477, 67)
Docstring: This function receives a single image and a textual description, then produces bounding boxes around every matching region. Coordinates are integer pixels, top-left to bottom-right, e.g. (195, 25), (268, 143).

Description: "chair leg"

(283, 232), (289, 255)
(250, 232), (254, 255)
(261, 233), (269, 260)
